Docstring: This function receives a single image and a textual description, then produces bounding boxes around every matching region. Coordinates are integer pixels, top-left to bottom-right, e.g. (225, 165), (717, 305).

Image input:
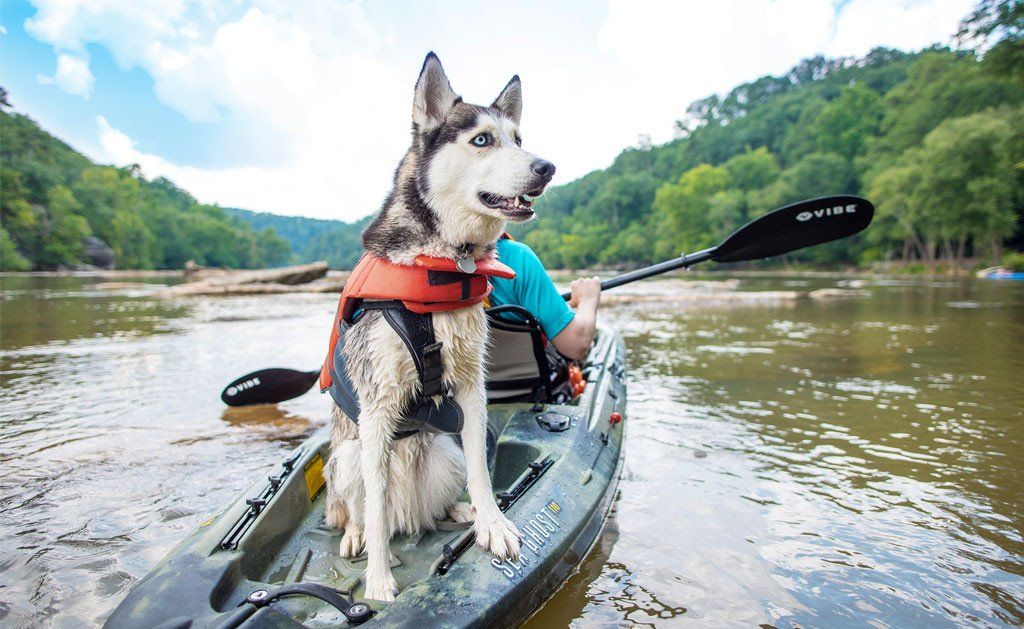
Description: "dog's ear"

(491, 75), (522, 125)
(413, 52), (458, 132)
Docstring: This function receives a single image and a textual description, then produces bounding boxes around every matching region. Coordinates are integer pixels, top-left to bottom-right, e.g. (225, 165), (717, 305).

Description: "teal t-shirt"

(490, 239), (575, 339)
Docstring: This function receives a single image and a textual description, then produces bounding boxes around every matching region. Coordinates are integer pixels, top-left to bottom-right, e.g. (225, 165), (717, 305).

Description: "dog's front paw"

(340, 526), (363, 558)
(363, 571), (398, 602)
(474, 510), (521, 560)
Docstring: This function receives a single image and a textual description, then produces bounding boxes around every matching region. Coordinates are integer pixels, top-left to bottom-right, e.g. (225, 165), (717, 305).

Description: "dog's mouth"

(478, 191), (540, 219)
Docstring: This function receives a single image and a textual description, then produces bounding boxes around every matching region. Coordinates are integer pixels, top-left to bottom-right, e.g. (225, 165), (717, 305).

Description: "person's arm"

(551, 276), (601, 361)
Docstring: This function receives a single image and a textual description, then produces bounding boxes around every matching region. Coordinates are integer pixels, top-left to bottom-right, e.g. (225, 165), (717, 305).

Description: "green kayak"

(105, 324), (627, 628)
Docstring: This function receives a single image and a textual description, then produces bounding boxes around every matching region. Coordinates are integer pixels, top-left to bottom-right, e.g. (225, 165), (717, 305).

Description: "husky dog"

(322, 52), (556, 601)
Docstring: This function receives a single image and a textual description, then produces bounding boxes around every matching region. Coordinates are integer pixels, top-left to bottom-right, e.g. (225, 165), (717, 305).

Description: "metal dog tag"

(456, 256), (477, 274)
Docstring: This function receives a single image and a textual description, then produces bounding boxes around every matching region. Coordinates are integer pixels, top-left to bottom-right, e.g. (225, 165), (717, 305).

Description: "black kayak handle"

(214, 582), (373, 628)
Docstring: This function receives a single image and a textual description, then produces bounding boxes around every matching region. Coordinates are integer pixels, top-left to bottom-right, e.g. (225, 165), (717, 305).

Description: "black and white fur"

(322, 52), (555, 601)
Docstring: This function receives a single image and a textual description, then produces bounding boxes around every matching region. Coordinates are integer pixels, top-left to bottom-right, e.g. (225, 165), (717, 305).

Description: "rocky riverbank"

(155, 262), (349, 297)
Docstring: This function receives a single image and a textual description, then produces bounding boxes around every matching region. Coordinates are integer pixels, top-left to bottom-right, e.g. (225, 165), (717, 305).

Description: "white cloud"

(38, 53), (95, 97)
(96, 112), (392, 220)
(24, 0), (976, 220)
(830, 0), (976, 56)
(95, 113), (290, 210)
(29, 0), (411, 220)
(594, 0), (975, 148)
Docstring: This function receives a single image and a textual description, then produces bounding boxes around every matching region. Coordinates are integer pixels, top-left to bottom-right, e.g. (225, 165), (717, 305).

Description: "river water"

(1, 274), (1022, 627)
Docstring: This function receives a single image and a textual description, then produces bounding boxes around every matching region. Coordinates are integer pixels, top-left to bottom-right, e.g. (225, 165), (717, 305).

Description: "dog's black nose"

(531, 159), (556, 179)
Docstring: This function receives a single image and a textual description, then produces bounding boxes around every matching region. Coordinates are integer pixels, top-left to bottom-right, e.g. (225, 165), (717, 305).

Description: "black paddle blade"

(713, 195), (874, 263)
(221, 368), (320, 406)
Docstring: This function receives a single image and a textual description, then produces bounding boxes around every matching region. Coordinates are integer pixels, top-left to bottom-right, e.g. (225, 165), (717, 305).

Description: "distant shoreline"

(1, 266), (983, 282)
(548, 268), (977, 279)
(1, 269), (182, 278)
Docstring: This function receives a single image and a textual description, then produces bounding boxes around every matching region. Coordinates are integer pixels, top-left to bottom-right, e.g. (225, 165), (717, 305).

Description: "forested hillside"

(518, 9), (1023, 270)
(224, 207), (368, 270)
(297, 215), (372, 270)
(0, 102), (291, 271)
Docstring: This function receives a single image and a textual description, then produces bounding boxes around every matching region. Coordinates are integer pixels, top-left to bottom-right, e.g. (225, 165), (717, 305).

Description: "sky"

(1, 0), (976, 223)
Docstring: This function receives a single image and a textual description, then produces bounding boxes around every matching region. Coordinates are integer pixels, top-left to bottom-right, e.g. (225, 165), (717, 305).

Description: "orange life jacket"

(319, 253), (515, 393)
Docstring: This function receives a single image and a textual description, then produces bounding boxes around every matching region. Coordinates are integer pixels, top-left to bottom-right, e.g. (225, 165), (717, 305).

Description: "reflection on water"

(0, 275), (337, 627)
(2, 274), (1023, 627)
(528, 276), (1024, 628)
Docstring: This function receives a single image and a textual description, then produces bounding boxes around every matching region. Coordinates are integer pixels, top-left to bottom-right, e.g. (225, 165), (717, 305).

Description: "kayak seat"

(485, 304), (571, 404)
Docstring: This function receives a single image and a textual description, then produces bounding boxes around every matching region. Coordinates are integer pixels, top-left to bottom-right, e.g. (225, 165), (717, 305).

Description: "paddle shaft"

(559, 247), (715, 301)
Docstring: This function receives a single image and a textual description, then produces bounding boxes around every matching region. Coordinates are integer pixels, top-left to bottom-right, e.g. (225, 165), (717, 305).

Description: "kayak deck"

(106, 325), (627, 628)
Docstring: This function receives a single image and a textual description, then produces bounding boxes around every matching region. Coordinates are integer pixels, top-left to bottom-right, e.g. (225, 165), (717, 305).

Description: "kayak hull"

(106, 325), (627, 628)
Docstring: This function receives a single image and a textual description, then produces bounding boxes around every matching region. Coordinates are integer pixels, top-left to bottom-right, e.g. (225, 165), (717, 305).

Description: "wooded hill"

(0, 99), (370, 272)
(515, 1), (1024, 270)
(223, 207), (368, 271)
(0, 103), (292, 271)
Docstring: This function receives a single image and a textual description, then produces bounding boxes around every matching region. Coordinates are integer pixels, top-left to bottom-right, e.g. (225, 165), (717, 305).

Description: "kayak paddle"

(559, 194), (874, 299)
(221, 194), (874, 406)
(221, 368), (320, 407)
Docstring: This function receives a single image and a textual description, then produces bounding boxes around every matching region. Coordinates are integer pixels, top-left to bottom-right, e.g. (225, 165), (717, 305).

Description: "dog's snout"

(531, 159), (556, 180)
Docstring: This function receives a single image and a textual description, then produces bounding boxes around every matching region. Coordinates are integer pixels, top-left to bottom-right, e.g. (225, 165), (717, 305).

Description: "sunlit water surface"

(1, 274), (1021, 627)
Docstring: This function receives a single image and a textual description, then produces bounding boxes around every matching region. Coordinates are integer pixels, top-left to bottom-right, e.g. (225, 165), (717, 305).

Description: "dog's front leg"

(458, 378), (521, 560)
(358, 412), (399, 601)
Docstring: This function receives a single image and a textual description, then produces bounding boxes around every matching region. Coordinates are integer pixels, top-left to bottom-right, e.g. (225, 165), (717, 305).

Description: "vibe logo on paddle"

(796, 204), (858, 222)
(225, 377), (261, 397)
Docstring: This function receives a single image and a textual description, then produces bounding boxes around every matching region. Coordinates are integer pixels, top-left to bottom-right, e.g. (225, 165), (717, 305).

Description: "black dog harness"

(325, 305), (465, 439)
(320, 252), (515, 439)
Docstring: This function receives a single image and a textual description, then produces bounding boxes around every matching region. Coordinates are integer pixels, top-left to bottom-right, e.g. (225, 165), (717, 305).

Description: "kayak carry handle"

(214, 582), (373, 628)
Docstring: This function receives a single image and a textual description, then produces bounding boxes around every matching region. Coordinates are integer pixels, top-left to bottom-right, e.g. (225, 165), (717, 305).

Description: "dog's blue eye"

(471, 134), (489, 147)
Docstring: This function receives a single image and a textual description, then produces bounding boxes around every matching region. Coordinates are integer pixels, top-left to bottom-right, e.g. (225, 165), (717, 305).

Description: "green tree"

(255, 228), (293, 267)
(914, 107), (1021, 264)
(868, 106), (1022, 265)
(521, 228), (565, 269)
(724, 147), (781, 191)
(865, 51), (1022, 172)
(652, 163), (731, 257)
(865, 162), (929, 263)
(111, 208), (156, 269)
(0, 227), (31, 271)
(1, 169), (39, 260)
(72, 166), (140, 248)
(785, 85), (885, 161)
(37, 186), (90, 268)
(783, 152), (857, 197)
